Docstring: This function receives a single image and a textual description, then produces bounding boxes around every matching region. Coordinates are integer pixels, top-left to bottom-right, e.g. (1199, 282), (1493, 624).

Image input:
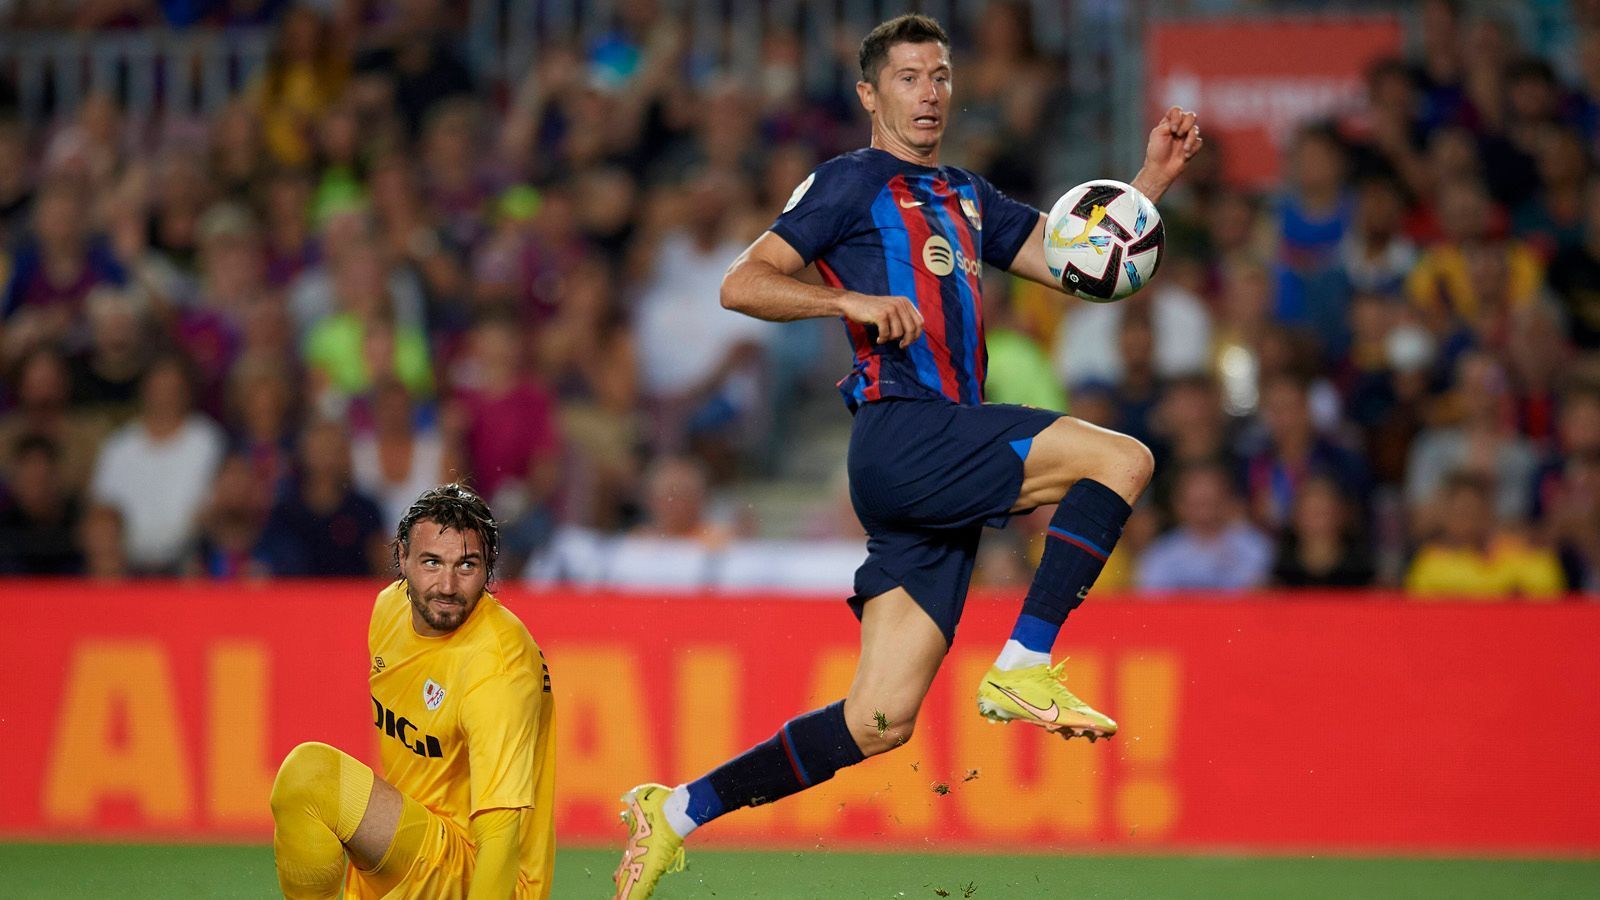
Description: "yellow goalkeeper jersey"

(368, 580), (555, 897)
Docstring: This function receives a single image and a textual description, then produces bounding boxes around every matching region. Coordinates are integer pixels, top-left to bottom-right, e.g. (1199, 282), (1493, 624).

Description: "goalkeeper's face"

(400, 521), (492, 636)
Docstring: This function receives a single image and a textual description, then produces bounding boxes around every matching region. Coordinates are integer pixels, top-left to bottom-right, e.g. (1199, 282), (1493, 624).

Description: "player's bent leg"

(842, 585), (949, 756)
(614, 587), (946, 900)
(983, 417), (1150, 741)
(1012, 416), (1154, 511)
(270, 741), (375, 899)
(270, 742), (432, 900)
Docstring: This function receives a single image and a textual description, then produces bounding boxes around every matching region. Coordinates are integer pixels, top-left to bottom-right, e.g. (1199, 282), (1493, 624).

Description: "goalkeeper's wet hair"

(393, 483), (501, 579)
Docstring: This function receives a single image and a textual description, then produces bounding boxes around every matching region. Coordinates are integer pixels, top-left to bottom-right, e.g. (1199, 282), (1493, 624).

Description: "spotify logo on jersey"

(922, 236), (955, 276)
(921, 235), (981, 278)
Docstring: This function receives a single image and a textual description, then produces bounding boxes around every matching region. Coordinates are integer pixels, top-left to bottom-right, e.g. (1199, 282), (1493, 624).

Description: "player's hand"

(1140, 106), (1203, 191)
(839, 292), (924, 348)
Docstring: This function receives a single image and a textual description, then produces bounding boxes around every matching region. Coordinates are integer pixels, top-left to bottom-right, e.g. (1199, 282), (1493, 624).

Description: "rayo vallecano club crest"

(423, 679), (446, 711)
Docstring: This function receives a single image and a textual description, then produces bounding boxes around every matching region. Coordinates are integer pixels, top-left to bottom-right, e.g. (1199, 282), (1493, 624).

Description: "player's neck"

(871, 130), (939, 168)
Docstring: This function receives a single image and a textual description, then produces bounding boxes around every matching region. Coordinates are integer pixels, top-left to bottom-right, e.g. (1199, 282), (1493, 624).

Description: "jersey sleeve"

(768, 160), (864, 265)
(459, 663), (544, 813)
(971, 174), (1042, 270)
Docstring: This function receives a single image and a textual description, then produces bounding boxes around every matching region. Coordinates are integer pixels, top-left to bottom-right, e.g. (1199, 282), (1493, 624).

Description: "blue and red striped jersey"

(769, 148), (1039, 411)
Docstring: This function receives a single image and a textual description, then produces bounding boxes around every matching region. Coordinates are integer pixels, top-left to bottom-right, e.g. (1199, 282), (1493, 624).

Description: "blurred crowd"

(0, 0), (1596, 599)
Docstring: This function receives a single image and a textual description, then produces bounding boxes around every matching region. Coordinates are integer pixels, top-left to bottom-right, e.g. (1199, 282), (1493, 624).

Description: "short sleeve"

(768, 160), (864, 265)
(970, 174), (1041, 270)
(460, 667), (544, 813)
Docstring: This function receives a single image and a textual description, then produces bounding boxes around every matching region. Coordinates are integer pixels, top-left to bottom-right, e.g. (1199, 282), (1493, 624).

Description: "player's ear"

(856, 79), (876, 115)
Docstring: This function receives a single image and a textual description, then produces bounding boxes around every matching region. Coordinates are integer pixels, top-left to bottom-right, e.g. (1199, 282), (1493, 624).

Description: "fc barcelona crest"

(423, 679), (446, 711)
(959, 197), (981, 230)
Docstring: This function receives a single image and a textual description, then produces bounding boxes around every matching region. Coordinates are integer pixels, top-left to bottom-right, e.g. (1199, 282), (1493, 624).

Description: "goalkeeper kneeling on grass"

(270, 484), (556, 899)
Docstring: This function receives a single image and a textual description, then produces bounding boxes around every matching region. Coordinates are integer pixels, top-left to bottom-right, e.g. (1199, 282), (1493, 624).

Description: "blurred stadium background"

(1, 0), (1598, 897)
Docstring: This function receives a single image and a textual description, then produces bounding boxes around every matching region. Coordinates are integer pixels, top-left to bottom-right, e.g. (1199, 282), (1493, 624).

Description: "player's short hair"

(394, 483), (501, 579)
(859, 13), (949, 86)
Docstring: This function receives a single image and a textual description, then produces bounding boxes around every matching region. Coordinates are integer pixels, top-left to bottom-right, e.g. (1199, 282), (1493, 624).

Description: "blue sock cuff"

(1008, 613), (1058, 653)
(786, 700), (865, 782)
(1064, 478), (1133, 531)
(684, 777), (725, 826)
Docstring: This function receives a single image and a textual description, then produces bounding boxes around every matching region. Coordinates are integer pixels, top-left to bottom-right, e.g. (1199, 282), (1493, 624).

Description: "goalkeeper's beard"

(406, 581), (472, 633)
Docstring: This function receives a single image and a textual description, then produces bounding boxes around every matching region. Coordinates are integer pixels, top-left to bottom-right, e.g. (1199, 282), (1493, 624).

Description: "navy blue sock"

(1016, 479), (1132, 647)
(683, 700), (865, 827)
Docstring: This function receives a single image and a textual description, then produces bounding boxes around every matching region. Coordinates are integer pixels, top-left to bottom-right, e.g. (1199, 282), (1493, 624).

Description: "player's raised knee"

(271, 741), (341, 814)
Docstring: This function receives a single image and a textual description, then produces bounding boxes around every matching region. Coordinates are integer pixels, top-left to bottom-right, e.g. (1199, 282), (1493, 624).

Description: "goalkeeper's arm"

(467, 807), (525, 899)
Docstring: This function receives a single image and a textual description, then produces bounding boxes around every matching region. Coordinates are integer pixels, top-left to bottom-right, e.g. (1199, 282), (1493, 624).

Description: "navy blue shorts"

(846, 398), (1064, 645)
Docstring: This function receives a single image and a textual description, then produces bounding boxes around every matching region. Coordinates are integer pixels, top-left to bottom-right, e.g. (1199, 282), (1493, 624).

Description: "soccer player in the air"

(612, 14), (1201, 898)
(270, 484), (555, 899)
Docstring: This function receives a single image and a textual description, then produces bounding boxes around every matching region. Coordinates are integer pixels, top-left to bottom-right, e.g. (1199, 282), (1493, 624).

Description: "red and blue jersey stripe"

(767, 148), (1039, 411)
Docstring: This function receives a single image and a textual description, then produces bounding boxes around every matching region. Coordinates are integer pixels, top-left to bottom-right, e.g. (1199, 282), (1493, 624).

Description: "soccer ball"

(1042, 179), (1164, 302)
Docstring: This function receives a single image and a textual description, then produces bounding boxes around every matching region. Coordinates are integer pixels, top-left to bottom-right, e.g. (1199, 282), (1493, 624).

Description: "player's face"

(860, 41), (951, 157)
(401, 522), (491, 636)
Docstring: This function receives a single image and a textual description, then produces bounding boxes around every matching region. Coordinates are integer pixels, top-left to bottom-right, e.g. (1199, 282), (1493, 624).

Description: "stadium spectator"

(256, 417), (386, 576)
(1545, 179), (1600, 353)
(1136, 461), (1273, 591)
(302, 238), (434, 404)
(1, 176), (126, 354)
(1405, 471), (1565, 598)
(187, 452), (270, 579)
(1512, 124), (1588, 257)
(982, 281), (1067, 412)
(1337, 174), (1418, 300)
(631, 167), (773, 473)
(1272, 123), (1353, 352)
(940, 0), (1053, 197)
(1052, 254), (1213, 391)
(446, 317), (561, 565)
(1404, 181), (1544, 349)
(0, 345), (114, 493)
(352, 377), (458, 530)
(225, 355), (299, 500)
(253, 5), (350, 167)
(0, 434), (83, 574)
(88, 355), (226, 573)
(0, 119), (33, 248)
(1271, 475), (1376, 588)
(1146, 372), (1234, 519)
(78, 504), (127, 580)
(1241, 372), (1369, 531)
(1405, 352), (1541, 532)
(70, 285), (151, 421)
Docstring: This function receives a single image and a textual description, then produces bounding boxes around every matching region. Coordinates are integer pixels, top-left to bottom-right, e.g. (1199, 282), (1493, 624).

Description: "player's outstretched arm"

(466, 807), (525, 899)
(1130, 106), (1202, 206)
(722, 232), (925, 348)
(1006, 107), (1203, 294)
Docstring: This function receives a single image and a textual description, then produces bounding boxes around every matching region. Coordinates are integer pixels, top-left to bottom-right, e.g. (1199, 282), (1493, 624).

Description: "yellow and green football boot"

(976, 659), (1117, 740)
(613, 783), (686, 899)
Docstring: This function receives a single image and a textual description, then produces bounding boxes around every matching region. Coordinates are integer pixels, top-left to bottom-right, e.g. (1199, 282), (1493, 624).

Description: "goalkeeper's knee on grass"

(270, 741), (373, 900)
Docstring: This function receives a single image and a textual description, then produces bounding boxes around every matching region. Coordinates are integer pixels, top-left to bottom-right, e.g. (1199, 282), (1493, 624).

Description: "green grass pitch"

(1, 844), (1596, 898)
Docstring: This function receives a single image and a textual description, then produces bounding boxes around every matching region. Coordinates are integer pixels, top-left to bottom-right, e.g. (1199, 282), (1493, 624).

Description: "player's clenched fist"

(839, 292), (924, 348)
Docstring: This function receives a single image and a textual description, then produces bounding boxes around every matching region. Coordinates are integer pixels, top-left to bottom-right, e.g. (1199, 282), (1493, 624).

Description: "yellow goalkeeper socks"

(269, 742), (375, 900)
(354, 790), (431, 897)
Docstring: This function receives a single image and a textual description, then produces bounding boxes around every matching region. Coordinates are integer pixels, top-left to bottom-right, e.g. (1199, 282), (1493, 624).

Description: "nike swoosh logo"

(899, 198), (924, 208)
(987, 681), (1059, 722)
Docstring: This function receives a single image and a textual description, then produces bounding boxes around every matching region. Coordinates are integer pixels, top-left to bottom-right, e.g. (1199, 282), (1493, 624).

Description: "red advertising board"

(4, 581), (1598, 853)
(1147, 17), (1403, 187)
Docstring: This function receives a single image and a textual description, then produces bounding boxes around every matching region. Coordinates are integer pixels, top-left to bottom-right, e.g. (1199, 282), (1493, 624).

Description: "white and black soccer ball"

(1042, 179), (1164, 303)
